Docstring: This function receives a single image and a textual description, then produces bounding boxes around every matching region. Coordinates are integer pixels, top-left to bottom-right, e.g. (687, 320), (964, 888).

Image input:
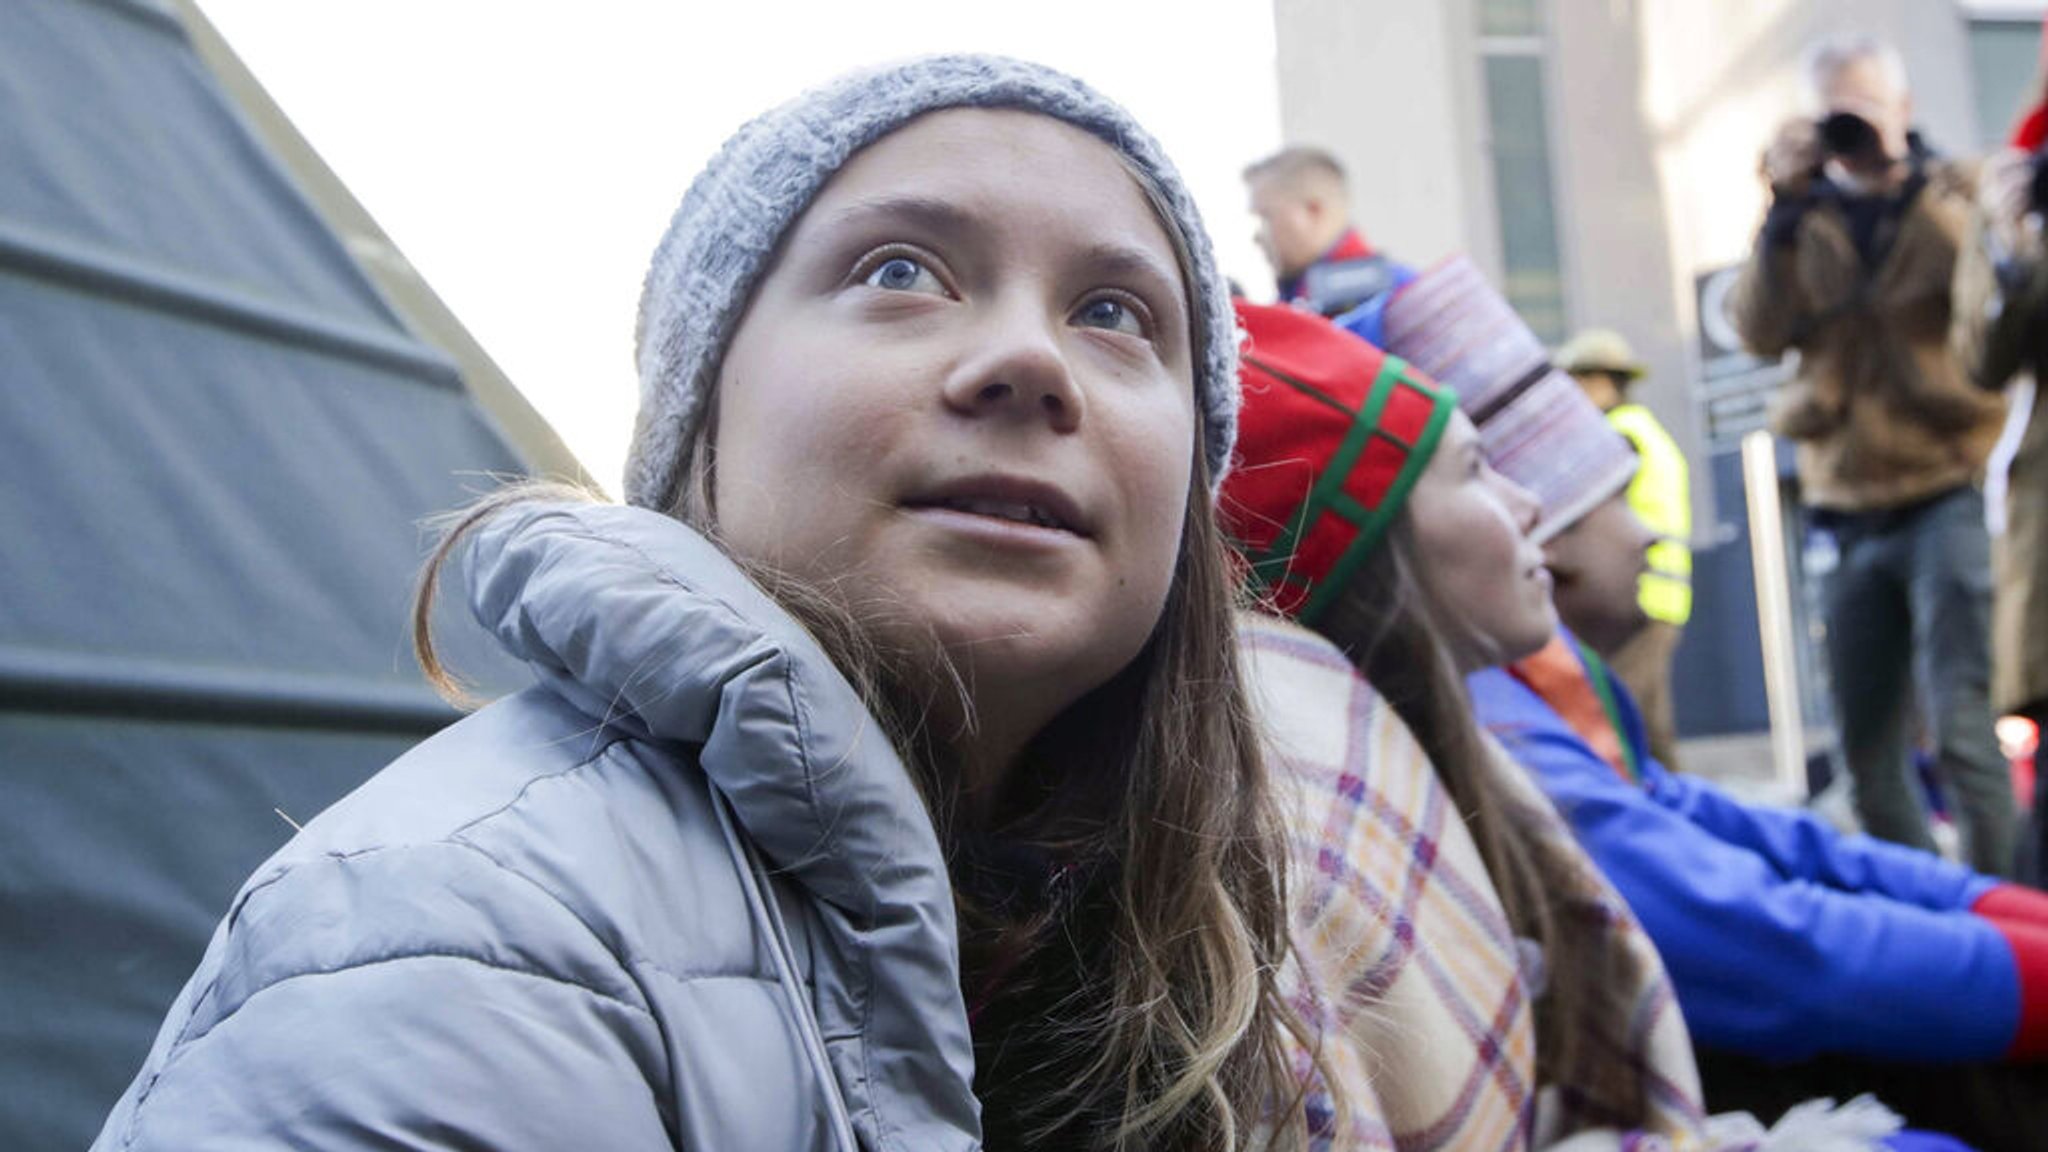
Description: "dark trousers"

(1698, 1045), (2048, 1152)
(1822, 488), (2017, 876)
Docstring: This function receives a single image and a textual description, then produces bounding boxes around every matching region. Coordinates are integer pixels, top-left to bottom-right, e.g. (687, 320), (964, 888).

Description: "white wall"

(1271, 0), (1494, 283)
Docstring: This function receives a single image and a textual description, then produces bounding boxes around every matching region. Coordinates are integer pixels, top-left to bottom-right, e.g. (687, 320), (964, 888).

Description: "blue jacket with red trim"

(1467, 633), (2048, 1065)
(1276, 230), (1418, 336)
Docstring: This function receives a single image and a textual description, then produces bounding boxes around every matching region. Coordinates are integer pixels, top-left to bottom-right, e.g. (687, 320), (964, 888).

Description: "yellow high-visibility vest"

(1608, 403), (1692, 626)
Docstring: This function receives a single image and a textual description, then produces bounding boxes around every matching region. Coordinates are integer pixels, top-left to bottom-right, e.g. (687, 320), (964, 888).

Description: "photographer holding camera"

(1954, 36), (2048, 883)
(1732, 35), (2014, 875)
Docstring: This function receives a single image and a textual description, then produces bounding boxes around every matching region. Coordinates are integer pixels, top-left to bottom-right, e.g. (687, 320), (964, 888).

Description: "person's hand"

(1761, 118), (1820, 193)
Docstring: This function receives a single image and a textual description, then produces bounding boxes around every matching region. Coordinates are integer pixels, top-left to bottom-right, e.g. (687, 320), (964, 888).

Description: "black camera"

(1818, 111), (1884, 166)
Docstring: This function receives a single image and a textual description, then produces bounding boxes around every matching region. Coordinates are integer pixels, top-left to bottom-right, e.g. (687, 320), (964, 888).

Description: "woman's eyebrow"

(820, 194), (975, 239)
(1077, 243), (1184, 305)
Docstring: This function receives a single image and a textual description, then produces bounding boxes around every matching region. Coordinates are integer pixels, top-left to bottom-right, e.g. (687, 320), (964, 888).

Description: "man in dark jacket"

(1242, 146), (1414, 334)
(1731, 34), (2013, 874)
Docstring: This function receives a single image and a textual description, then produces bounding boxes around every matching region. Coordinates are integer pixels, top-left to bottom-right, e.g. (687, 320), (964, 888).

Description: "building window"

(1478, 1), (1567, 341)
(1968, 16), (2045, 149)
(1478, 0), (1541, 38)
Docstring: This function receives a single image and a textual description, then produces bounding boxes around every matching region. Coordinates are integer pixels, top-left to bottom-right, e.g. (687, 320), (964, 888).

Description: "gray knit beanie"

(627, 53), (1239, 512)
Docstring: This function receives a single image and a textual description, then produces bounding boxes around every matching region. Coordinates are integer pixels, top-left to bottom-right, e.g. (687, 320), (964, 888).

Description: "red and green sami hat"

(1223, 300), (1457, 623)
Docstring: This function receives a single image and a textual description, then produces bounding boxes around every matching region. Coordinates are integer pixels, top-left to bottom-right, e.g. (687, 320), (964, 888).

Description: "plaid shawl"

(1240, 613), (1718, 1151)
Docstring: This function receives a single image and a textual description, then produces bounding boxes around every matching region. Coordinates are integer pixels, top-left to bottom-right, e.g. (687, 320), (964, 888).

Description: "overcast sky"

(197, 2), (1286, 494)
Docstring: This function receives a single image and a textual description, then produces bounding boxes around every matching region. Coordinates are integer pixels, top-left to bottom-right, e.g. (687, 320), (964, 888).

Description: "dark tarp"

(0, 1), (536, 1146)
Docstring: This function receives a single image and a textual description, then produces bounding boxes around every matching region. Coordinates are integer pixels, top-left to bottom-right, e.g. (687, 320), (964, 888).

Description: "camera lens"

(1819, 112), (1880, 159)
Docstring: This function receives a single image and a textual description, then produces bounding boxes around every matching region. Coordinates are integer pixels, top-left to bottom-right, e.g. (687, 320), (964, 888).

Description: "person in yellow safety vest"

(1558, 328), (1694, 770)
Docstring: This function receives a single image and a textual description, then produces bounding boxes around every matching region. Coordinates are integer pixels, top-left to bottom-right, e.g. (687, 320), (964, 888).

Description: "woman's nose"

(1496, 469), (1542, 536)
(940, 301), (1085, 432)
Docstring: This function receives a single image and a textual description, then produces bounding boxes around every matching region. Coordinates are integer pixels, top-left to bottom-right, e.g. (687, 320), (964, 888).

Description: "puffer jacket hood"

(93, 500), (980, 1151)
(468, 502), (979, 1147)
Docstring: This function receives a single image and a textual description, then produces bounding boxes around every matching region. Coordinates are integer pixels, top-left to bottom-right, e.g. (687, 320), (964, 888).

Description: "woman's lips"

(925, 495), (1072, 532)
(903, 504), (1085, 548)
(904, 473), (1093, 538)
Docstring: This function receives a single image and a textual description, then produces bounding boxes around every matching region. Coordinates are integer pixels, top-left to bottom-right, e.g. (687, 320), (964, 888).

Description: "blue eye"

(1077, 295), (1145, 336)
(863, 255), (943, 294)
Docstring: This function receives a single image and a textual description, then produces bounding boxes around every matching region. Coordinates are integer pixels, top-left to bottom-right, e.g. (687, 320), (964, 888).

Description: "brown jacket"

(1953, 205), (2048, 714)
(1730, 159), (2005, 511)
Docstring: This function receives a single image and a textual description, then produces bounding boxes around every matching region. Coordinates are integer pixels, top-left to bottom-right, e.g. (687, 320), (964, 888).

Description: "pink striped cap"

(1379, 255), (1636, 542)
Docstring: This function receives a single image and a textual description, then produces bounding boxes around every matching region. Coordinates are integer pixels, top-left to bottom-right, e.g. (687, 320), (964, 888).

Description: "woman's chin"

(911, 579), (1157, 673)
(1498, 611), (1560, 668)
(934, 615), (1117, 686)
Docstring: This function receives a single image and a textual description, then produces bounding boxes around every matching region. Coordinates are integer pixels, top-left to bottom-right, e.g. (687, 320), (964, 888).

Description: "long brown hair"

(412, 456), (1312, 1149)
(1314, 517), (1648, 1127)
(415, 391), (1315, 1152)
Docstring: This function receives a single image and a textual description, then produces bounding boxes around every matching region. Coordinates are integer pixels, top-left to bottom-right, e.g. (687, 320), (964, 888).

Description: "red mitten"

(1972, 883), (2048, 932)
(1985, 914), (2048, 1059)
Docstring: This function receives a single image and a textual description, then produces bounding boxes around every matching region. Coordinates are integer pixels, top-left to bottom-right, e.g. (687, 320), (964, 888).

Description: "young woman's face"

(711, 108), (1197, 771)
(1404, 413), (1556, 670)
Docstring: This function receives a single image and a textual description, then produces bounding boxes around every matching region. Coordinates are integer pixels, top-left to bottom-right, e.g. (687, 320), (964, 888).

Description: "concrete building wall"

(1271, 0), (1497, 283)
(1545, 2), (1693, 467)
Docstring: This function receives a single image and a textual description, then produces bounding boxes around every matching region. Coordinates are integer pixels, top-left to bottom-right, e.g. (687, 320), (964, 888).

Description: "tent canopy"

(1, 2), (541, 1146)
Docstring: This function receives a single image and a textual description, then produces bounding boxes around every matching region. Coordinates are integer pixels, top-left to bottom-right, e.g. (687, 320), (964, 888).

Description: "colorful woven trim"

(1241, 354), (1456, 623)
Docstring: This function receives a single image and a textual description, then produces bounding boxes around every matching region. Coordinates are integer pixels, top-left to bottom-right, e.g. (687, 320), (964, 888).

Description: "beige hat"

(1555, 328), (1647, 380)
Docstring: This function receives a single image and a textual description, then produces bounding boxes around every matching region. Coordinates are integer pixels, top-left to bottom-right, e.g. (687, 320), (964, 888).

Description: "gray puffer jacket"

(92, 502), (982, 1151)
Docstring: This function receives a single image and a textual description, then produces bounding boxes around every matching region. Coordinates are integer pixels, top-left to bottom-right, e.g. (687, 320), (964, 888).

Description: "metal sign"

(1694, 264), (1794, 450)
